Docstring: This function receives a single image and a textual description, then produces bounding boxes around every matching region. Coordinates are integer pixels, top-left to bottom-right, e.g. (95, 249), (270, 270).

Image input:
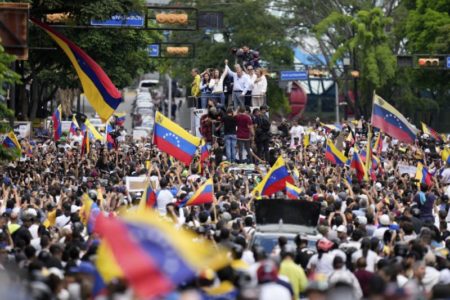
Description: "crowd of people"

(1, 99), (450, 300)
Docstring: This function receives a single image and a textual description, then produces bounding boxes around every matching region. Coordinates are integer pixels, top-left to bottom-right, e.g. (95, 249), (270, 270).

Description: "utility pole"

(166, 74), (172, 119)
(335, 81), (339, 123)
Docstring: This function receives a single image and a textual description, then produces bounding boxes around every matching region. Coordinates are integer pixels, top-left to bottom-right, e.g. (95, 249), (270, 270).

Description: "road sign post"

(279, 70), (308, 81)
(148, 44), (160, 57)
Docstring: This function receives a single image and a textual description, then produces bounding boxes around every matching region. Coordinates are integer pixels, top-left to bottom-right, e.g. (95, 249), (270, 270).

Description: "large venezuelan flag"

(2, 131), (21, 153)
(31, 18), (123, 122)
(153, 111), (201, 166)
(52, 105), (62, 141)
(421, 122), (442, 141)
(286, 182), (302, 200)
(95, 210), (228, 298)
(179, 178), (214, 207)
(415, 162), (433, 186)
(252, 156), (294, 197)
(371, 94), (417, 144)
(325, 139), (347, 166)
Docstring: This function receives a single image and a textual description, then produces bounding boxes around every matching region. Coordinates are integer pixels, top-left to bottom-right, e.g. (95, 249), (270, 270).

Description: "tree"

(9, 0), (161, 119)
(0, 43), (21, 160)
(314, 8), (396, 118)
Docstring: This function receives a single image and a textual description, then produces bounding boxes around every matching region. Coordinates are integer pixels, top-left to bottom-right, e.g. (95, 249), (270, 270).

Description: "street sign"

(280, 70), (308, 81)
(447, 56), (450, 69)
(148, 44), (160, 57)
(90, 14), (145, 27)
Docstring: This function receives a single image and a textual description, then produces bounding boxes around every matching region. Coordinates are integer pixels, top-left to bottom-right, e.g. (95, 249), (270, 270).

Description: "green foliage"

(267, 80), (290, 114)
(315, 8), (396, 117)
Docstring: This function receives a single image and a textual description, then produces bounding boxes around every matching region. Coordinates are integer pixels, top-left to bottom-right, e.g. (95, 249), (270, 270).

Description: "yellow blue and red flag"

(31, 18), (123, 122)
(114, 112), (126, 126)
(371, 94), (417, 144)
(325, 139), (347, 166)
(81, 130), (90, 157)
(442, 148), (450, 165)
(252, 156), (294, 197)
(421, 122), (442, 142)
(69, 115), (79, 135)
(179, 178), (214, 207)
(2, 131), (21, 153)
(373, 131), (383, 155)
(153, 111), (201, 166)
(415, 162), (433, 186)
(105, 122), (116, 150)
(286, 182), (302, 200)
(321, 122), (342, 133)
(94, 210), (228, 298)
(350, 150), (366, 182)
(138, 184), (158, 211)
(52, 104), (62, 141)
(80, 194), (100, 234)
(84, 119), (104, 141)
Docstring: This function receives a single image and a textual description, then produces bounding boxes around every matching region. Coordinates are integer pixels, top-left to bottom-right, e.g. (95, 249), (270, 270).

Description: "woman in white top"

(208, 66), (228, 107)
(251, 68), (267, 107)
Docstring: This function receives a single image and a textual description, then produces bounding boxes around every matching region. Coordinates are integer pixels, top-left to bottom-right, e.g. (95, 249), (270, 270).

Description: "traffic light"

(155, 13), (188, 25)
(418, 57), (439, 67)
(166, 46), (189, 56)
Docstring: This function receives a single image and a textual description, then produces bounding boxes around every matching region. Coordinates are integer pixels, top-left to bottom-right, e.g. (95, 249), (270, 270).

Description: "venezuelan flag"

(350, 150), (366, 182)
(81, 131), (90, 157)
(415, 162), (433, 186)
(252, 156), (294, 197)
(321, 122), (342, 132)
(373, 131), (383, 155)
(325, 139), (347, 166)
(69, 115), (79, 135)
(80, 194), (101, 234)
(421, 122), (442, 141)
(105, 122), (116, 150)
(179, 178), (214, 207)
(286, 182), (302, 200)
(371, 94), (417, 144)
(198, 140), (209, 173)
(52, 105), (62, 141)
(138, 184), (157, 211)
(153, 111), (201, 166)
(442, 148), (450, 165)
(2, 131), (21, 153)
(31, 18), (122, 122)
(84, 119), (104, 141)
(95, 210), (228, 298)
(114, 112), (126, 126)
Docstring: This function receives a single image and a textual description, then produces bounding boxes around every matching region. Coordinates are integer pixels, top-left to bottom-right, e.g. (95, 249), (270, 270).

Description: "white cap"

(337, 225), (347, 233)
(379, 214), (390, 226)
(375, 182), (382, 191)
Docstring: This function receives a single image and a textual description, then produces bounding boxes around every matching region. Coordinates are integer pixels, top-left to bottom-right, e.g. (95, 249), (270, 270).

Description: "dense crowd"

(1, 107), (450, 300)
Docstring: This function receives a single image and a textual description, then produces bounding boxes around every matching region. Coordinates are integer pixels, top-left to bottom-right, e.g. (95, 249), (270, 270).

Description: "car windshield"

(252, 234), (316, 254)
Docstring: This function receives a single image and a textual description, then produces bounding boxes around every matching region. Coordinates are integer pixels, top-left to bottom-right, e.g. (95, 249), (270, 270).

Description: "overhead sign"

(447, 56), (450, 69)
(91, 13), (145, 27)
(280, 70), (308, 81)
(148, 44), (160, 57)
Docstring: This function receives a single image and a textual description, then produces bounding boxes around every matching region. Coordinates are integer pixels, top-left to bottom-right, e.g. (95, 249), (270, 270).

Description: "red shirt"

(235, 113), (252, 140)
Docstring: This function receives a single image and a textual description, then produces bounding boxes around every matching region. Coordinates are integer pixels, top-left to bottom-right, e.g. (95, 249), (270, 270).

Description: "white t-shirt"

(259, 282), (292, 300)
(351, 249), (379, 272)
(307, 252), (334, 276)
(29, 224), (39, 240)
(156, 189), (174, 216)
(290, 125), (305, 146)
(55, 215), (71, 228)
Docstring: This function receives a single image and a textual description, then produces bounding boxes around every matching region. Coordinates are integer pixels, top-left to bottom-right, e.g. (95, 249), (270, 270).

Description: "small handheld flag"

(415, 162), (433, 186)
(286, 182), (302, 200)
(421, 122), (442, 141)
(52, 105), (62, 142)
(252, 156), (294, 197)
(138, 184), (157, 211)
(178, 178), (214, 207)
(2, 131), (21, 154)
(350, 149), (366, 182)
(81, 130), (90, 157)
(325, 139), (347, 166)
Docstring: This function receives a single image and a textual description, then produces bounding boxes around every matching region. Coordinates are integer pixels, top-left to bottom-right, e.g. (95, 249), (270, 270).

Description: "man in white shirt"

(156, 178), (174, 216)
(225, 64), (251, 109)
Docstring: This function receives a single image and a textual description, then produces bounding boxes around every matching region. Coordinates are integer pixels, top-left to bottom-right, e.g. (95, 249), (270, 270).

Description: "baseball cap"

(337, 225), (347, 233)
(379, 214), (390, 226)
